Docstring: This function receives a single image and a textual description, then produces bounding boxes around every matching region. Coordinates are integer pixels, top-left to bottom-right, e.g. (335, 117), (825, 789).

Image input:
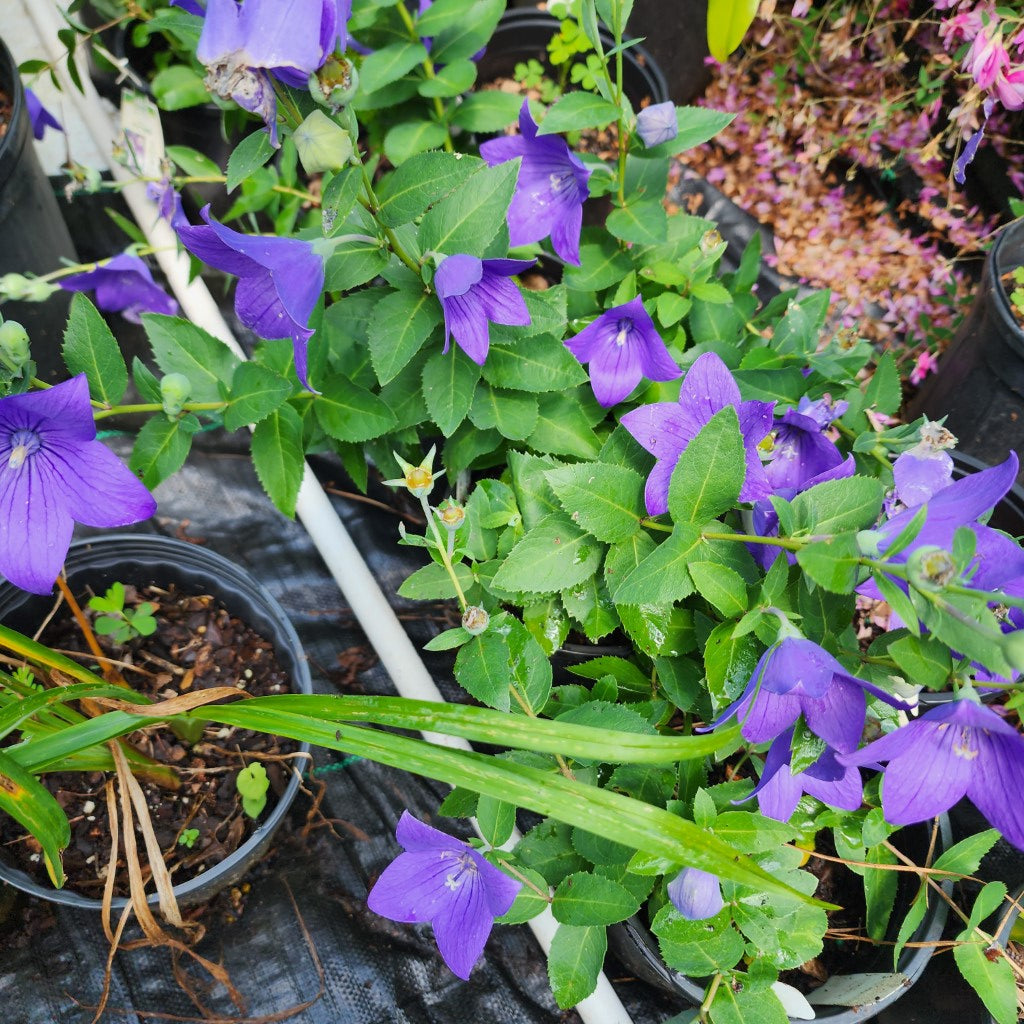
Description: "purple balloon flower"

(565, 296), (680, 407)
(23, 87), (62, 141)
(434, 255), (532, 365)
(739, 727), (863, 822)
(840, 699), (1024, 850)
(366, 811), (521, 980)
(619, 351), (774, 516)
(709, 636), (905, 754)
(196, 0), (335, 144)
(667, 867), (723, 920)
(479, 101), (591, 266)
(59, 253), (179, 324)
(0, 376), (156, 595)
(175, 205), (324, 390)
(635, 101), (678, 148)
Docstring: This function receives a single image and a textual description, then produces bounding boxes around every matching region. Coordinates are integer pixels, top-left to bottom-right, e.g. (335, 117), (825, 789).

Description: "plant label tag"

(118, 89), (166, 180)
(805, 972), (910, 1008)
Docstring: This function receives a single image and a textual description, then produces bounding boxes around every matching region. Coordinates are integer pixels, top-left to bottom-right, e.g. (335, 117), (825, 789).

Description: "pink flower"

(966, 22), (1010, 90)
(910, 350), (939, 386)
(995, 65), (1024, 110)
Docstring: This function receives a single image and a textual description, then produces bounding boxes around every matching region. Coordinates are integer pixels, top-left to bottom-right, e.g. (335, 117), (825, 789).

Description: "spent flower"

(59, 253), (178, 323)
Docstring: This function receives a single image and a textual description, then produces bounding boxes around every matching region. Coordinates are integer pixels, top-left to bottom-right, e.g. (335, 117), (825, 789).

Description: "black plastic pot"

(0, 534), (313, 911)
(908, 220), (1024, 485)
(609, 816), (953, 1023)
(0, 36), (77, 384)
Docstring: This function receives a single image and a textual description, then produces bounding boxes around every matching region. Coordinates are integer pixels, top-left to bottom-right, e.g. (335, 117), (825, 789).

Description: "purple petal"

(801, 677), (866, 753)
(430, 866), (492, 979)
(636, 101), (678, 148)
(970, 728), (1024, 850)
(479, 135), (528, 166)
(741, 687), (803, 745)
(762, 638), (840, 698)
(667, 867), (723, 920)
(237, 0), (325, 72)
(435, 255), (484, 300)
(893, 451), (953, 509)
(587, 326), (643, 407)
(441, 292), (491, 364)
(474, 270), (530, 328)
(24, 87), (62, 140)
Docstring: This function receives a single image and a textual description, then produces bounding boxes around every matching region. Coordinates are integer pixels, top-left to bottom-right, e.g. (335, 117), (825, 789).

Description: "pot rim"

(0, 533), (313, 911)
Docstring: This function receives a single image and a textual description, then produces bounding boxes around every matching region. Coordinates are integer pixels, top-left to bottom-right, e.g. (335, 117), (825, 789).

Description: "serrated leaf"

(422, 348), (480, 435)
(429, 0), (503, 64)
(547, 924), (606, 1009)
(62, 294), (128, 405)
(527, 392), (602, 460)
(359, 40), (429, 94)
(143, 314), (240, 403)
(552, 872), (640, 925)
(418, 59), (476, 97)
(953, 938), (1017, 1024)
(888, 634), (952, 691)
(795, 533), (862, 593)
(324, 240), (390, 292)
(454, 629), (512, 710)
(129, 415), (193, 490)
(791, 476), (884, 535)
(320, 166), (362, 235)
(469, 384), (539, 440)
(564, 240), (633, 292)
(538, 92), (621, 135)
(546, 462), (645, 543)
(482, 337), (589, 393)
(419, 161), (518, 257)
(398, 562), (475, 600)
(865, 351), (901, 415)
(226, 130), (275, 193)
(606, 200), (667, 245)
(314, 377), (397, 442)
(450, 90), (523, 132)
(688, 560), (748, 617)
(377, 152), (482, 228)
(383, 120), (449, 164)
(613, 524), (702, 605)
(668, 406), (744, 525)
(251, 404), (304, 517)
(224, 362), (291, 431)
(704, 621), (762, 709)
(369, 286), (441, 384)
(493, 512), (604, 594)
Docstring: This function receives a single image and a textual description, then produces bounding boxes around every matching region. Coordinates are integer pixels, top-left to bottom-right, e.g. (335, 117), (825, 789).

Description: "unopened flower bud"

(436, 498), (465, 532)
(0, 273), (59, 302)
(310, 56), (359, 108)
(907, 545), (957, 591)
(0, 320), (30, 370)
(293, 110), (353, 174)
(856, 529), (885, 558)
(462, 606), (489, 636)
(160, 372), (191, 417)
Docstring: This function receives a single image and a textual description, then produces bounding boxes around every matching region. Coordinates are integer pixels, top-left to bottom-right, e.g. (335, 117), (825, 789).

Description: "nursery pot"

(0, 534), (313, 911)
(609, 816), (952, 1024)
(908, 219), (1024, 484)
(0, 35), (77, 384)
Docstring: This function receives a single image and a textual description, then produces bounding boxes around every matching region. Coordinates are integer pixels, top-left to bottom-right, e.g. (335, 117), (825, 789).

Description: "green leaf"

(165, 145), (222, 177)
(150, 64), (208, 110)
(706, 0), (759, 61)
(469, 384), (539, 440)
(226, 130), (275, 193)
(419, 161), (519, 258)
(324, 240), (389, 292)
(932, 830), (1001, 877)
(495, 863), (550, 924)
(527, 392), (603, 459)
(368, 286), (441, 384)
(795, 533), (863, 593)
(483, 337), (589, 393)
(429, 0), (503, 63)
(450, 90), (523, 132)
(704, 621), (762, 710)
(415, 0), (471, 34)
(62, 294), (128, 405)
(668, 406), (744, 524)
(0, 749), (70, 888)
(688, 560), (748, 617)
(493, 512), (604, 594)
(864, 351), (902, 415)
(547, 924), (607, 1009)
(710, 972), (788, 1024)
(251, 403), (304, 517)
(791, 476), (885, 535)
(476, 794), (515, 847)
(224, 362), (291, 431)
(143, 314), (240, 403)
(359, 40), (429, 93)
(422, 348), (480, 435)
(953, 939), (1018, 1024)
(398, 562), (475, 601)
(320, 166), (362, 234)
(377, 152), (483, 228)
(383, 120), (449, 164)
(561, 575), (618, 641)
(612, 524), (702, 605)
(888, 634), (953, 691)
(564, 239), (633, 292)
(606, 200), (668, 245)
(418, 59), (477, 97)
(552, 872), (641, 926)
(315, 378), (397, 442)
(546, 463), (645, 543)
(538, 92), (621, 135)
(129, 416), (193, 490)
(455, 630), (512, 711)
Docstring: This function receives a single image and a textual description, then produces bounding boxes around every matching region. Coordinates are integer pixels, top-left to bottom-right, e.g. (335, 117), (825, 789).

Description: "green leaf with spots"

(546, 462), (645, 543)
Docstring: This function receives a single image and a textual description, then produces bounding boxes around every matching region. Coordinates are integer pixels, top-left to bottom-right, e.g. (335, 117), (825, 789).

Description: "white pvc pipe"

(21, 5), (637, 1021)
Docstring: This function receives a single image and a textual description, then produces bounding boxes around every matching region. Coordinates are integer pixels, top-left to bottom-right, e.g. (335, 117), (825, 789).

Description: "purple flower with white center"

(434, 255), (532, 365)
(565, 296), (680, 407)
(840, 699), (1024, 850)
(175, 204), (324, 390)
(23, 87), (62, 140)
(708, 636), (906, 754)
(366, 811), (521, 980)
(479, 101), (591, 266)
(635, 102), (678, 148)
(619, 351), (774, 516)
(196, 0), (333, 145)
(0, 375), (156, 595)
(58, 253), (178, 324)
(738, 727), (863, 822)
(667, 867), (723, 920)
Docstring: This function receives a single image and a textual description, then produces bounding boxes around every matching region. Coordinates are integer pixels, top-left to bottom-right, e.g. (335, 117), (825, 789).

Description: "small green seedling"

(1009, 265), (1024, 324)
(236, 762), (270, 819)
(88, 582), (158, 644)
(178, 827), (200, 849)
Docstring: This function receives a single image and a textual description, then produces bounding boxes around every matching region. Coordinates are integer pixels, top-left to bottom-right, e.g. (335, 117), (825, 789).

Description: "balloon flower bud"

(436, 498), (465, 533)
(384, 446), (439, 498)
(160, 372), (191, 417)
(310, 56), (359, 108)
(907, 545), (957, 591)
(462, 606), (489, 636)
(0, 320), (30, 371)
(293, 110), (353, 175)
(0, 273), (59, 302)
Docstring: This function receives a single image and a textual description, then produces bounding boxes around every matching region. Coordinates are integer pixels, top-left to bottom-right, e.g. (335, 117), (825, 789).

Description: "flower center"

(7, 429), (40, 470)
(952, 726), (979, 761)
(441, 850), (478, 891)
(548, 171), (575, 196)
(614, 318), (633, 347)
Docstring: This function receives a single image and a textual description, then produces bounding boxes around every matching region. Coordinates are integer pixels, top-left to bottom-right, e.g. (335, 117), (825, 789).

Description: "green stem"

(419, 494), (468, 611)
(395, 0), (454, 153)
(271, 80), (305, 131)
(92, 401), (227, 422)
(359, 163), (422, 274)
(614, 28), (627, 206)
(701, 530), (804, 552)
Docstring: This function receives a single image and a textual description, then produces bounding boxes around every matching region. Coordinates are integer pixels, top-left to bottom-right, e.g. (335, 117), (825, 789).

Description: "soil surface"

(0, 583), (299, 899)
